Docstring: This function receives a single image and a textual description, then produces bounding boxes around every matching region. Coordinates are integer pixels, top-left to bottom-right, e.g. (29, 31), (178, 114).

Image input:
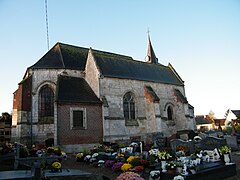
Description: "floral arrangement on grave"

(157, 150), (172, 161)
(150, 170), (161, 179)
(218, 145), (231, 155)
(134, 165), (144, 172)
(115, 153), (125, 162)
(51, 160), (62, 172)
(165, 161), (177, 170)
(112, 162), (124, 171)
(104, 160), (115, 167)
(121, 163), (132, 172)
(176, 145), (189, 156)
(116, 172), (144, 180)
(140, 159), (149, 168)
(175, 150), (185, 158)
(76, 152), (84, 161)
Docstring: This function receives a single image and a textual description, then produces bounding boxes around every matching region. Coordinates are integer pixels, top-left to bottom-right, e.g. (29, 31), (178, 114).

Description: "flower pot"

(161, 161), (167, 172)
(223, 154), (230, 164)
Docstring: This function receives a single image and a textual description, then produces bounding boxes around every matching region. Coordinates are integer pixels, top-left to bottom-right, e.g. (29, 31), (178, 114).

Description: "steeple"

(146, 33), (158, 64)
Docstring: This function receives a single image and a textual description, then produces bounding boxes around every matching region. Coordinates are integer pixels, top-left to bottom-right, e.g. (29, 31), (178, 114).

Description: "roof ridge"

(58, 43), (65, 68)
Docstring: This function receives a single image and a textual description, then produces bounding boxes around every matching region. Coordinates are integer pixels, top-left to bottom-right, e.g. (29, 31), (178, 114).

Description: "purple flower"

(112, 162), (124, 171)
(105, 160), (115, 167)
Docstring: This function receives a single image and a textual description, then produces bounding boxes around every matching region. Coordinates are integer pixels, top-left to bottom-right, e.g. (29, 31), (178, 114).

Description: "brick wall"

(57, 103), (103, 145)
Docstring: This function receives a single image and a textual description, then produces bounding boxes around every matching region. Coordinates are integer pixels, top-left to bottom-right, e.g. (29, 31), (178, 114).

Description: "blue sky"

(0, 0), (239, 118)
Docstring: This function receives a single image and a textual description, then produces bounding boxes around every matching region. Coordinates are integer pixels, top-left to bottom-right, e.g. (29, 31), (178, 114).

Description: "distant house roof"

(30, 42), (184, 86)
(214, 119), (226, 126)
(231, 110), (240, 118)
(195, 117), (212, 125)
(56, 75), (101, 104)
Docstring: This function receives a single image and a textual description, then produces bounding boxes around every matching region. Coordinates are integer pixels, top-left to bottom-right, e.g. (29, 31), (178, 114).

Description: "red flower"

(134, 165), (144, 172)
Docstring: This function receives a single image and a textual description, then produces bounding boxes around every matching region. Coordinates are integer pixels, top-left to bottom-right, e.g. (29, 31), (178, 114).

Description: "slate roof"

(145, 85), (160, 102)
(56, 75), (101, 103)
(30, 42), (184, 86)
(93, 51), (183, 85)
(232, 110), (240, 118)
(174, 89), (188, 103)
(195, 117), (212, 125)
(30, 43), (89, 70)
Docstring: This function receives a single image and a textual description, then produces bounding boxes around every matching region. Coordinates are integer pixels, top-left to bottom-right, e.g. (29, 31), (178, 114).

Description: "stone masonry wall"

(100, 77), (191, 141)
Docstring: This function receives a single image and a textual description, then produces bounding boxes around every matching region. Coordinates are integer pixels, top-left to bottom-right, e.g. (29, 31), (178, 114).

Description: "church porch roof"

(56, 75), (101, 104)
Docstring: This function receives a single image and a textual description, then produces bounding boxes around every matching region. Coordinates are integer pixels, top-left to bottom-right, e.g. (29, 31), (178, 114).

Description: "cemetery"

(0, 130), (239, 179)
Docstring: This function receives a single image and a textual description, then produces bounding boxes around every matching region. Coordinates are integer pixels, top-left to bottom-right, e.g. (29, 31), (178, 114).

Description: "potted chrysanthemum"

(218, 145), (231, 164)
(157, 150), (172, 172)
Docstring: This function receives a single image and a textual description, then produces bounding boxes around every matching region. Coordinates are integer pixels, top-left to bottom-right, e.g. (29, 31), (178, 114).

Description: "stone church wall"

(100, 77), (190, 142)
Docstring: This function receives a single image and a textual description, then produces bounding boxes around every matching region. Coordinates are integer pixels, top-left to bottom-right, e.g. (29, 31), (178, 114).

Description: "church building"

(12, 36), (195, 152)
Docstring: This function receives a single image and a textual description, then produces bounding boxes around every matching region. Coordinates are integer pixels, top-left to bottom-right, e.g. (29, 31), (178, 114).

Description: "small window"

(70, 108), (86, 129)
(123, 92), (135, 119)
(167, 106), (173, 120)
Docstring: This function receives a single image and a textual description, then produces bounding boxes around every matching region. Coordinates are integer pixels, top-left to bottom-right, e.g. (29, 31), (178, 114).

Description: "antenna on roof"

(45, 0), (50, 50)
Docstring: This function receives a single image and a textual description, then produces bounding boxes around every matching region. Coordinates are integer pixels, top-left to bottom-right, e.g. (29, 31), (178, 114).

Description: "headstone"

(225, 135), (238, 149)
(200, 136), (226, 150)
(152, 133), (166, 149)
(170, 139), (195, 155)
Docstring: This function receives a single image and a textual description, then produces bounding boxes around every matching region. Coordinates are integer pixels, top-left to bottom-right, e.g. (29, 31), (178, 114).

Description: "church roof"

(30, 42), (184, 86)
(30, 43), (89, 70)
(56, 75), (101, 104)
(93, 51), (183, 85)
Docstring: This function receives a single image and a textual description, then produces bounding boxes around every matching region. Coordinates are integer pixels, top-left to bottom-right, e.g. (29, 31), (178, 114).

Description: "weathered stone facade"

(13, 40), (195, 152)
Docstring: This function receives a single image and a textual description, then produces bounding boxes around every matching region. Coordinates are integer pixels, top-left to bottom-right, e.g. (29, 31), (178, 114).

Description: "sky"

(0, 0), (239, 118)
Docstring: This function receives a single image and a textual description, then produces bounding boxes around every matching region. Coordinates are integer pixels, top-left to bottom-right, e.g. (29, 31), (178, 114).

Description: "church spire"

(146, 33), (158, 64)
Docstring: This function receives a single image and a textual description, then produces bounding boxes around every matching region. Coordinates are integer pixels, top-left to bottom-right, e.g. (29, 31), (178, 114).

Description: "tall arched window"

(167, 106), (173, 120)
(38, 85), (54, 123)
(123, 92), (135, 120)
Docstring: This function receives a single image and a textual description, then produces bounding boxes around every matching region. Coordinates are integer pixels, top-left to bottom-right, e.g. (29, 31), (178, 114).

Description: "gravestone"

(224, 135), (238, 149)
(200, 136), (226, 150)
(170, 139), (195, 155)
(152, 132), (166, 149)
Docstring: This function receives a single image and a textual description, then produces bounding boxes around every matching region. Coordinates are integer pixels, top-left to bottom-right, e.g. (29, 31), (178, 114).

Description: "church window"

(70, 107), (86, 129)
(38, 85), (54, 123)
(123, 92), (135, 120)
(167, 106), (173, 120)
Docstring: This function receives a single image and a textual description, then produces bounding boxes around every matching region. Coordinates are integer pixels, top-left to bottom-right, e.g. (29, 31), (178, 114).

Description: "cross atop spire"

(146, 32), (158, 64)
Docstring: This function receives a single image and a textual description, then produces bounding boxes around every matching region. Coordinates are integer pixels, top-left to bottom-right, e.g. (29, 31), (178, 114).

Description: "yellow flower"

(127, 156), (139, 163)
(76, 152), (84, 159)
(218, 145), (231, 155)
(121, 163), (132, 172)
(117, 153), (125, 157)
(52, 161), (61, 169)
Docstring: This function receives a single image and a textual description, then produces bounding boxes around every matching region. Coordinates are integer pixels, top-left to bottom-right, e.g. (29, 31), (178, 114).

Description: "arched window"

(167, 106), (173, 120)
(38, 85), (54, 123)
(123, 92), (135, 120)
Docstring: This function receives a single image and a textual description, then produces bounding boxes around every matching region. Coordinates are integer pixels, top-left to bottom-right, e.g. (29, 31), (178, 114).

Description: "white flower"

(149, 148), (158, 156)
(150, 170), (160, 177)
(92, 153), (99, 158)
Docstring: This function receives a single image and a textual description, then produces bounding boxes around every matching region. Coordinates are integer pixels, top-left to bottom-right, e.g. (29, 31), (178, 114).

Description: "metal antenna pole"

(45, 0), (49, 50)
